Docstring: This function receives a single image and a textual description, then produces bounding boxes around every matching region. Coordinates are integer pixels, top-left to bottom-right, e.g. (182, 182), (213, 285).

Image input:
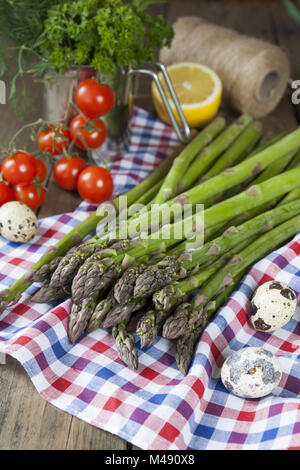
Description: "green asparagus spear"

(68, 295), (100, 343)
(102, 297), (148, 329)
(30, 256), (63, 283)
(113, 264), (147, 305)
(30, 282), (69, 304)
(152, 117), (226, 204)
(200, 121), (262, 180)
(278, 152), (300, 206)
(176, 114), (253, 192)
(128, 254), (234, 348)
(112, 321), (139, 370)
(134, 181), (162, 205)
(49, 238), (111, 288)
(85, 290), (117, 333)
(136, 309), (167, 348)
(175, 329), (200, 376)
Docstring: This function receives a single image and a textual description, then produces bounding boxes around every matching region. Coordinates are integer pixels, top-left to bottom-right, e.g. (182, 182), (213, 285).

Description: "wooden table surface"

(0, 1), (299, 450)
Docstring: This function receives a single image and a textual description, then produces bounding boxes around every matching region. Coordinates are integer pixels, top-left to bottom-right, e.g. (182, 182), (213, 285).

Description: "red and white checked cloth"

(0, 107), (300, 450)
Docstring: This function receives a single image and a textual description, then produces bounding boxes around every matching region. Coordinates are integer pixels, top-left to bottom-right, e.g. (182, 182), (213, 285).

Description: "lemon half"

(152, 62), (223, 128)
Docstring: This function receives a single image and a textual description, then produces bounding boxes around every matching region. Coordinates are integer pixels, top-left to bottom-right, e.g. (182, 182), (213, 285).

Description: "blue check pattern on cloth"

(0, 106), (300, 450)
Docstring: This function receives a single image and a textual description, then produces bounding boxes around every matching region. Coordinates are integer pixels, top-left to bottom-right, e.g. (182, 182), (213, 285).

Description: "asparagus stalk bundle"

(2, 123), (299, 310)
(135, 234), (256, 349)
(2, 114), (300, 374)
(133, 198), (300, 300)
(119, 127), (300, 239)
(68, 249), (165, 341)
(174, 271), (246, 376)
(176, 114), (253, 192)
(203, 148), (300, 242)
(163, 214), (300, 341)
(152, 117), (226, 204)
(65, 163), (300, 338)
(135, 258), (227, 349)
(78, 164), (300, 313)
(119, 193), (300, 365)
(105, 134), (293, 310)
(198, 120), (262, 181)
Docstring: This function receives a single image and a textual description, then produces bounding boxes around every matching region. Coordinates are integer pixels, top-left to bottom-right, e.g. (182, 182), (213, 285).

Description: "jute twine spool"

(160, 17), (291, 118)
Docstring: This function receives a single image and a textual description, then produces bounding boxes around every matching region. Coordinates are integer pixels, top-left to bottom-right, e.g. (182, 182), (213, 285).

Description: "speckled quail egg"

(221, 346), (282, 399)
(250, 281), (297, 332)
(0, 201), (38, 243)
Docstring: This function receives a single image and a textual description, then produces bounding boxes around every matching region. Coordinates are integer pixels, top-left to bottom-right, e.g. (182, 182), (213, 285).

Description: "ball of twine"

(160, 16), (291, 118)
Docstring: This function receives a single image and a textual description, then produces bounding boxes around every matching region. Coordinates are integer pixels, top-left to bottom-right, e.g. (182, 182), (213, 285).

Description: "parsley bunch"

(41, 0), (174, 76)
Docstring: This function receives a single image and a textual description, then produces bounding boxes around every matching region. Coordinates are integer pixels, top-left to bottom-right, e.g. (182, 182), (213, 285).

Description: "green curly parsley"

(41, 0), (174, 76)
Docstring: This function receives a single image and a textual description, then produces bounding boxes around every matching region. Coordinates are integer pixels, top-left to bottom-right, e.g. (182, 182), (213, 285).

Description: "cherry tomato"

(35, 158), (47, 183)
(38, 125), (70, 156)
(69, 114), (107, 150)
(53, 157), (87, 191)
(75, 79), (115, 119)
(0, 181), (13, 207)
(13, 183), (45, 209)
(77, 166), (113, 204)
(2, 151), (37, 185)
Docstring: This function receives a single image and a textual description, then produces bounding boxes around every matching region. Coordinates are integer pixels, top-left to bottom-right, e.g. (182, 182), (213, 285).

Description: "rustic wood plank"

(270, 3), (300, 77)
(66, 419), (127, 450)
(0, 68), (44, 154)
(0, 356), (73, 450)
(270, 3), (300, 124)
(0, 355), (128, 450)
(38, 174), (82, 218)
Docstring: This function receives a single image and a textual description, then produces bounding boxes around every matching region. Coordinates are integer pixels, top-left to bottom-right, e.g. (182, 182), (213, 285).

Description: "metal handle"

(123, 63), (192, 144)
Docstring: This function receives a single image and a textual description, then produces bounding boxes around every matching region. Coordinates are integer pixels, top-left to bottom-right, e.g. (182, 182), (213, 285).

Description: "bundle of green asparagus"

(1, 114), (300, 375)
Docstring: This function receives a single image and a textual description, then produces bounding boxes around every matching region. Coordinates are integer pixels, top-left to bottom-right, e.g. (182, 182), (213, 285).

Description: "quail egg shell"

(221, 346), (282, 399)
(0, 201), (38, 243)
(250, 281), (297, 332)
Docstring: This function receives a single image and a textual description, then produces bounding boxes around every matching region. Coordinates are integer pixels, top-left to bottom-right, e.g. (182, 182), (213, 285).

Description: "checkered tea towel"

(0, 106), (300, 450)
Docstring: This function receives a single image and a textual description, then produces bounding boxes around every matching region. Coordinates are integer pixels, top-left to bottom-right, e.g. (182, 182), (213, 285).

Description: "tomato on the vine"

(0, 182), (13, 207)
(69, 114), (107, 150)
(38, 125), (70, 156)
(2, 151), (37, 185)
(13, 183), (45, 209)
(53, 157), (87, 191)
(77, 166), (113, 204)
(35, 158), (47, 183)
(75, 79), (115, 119)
